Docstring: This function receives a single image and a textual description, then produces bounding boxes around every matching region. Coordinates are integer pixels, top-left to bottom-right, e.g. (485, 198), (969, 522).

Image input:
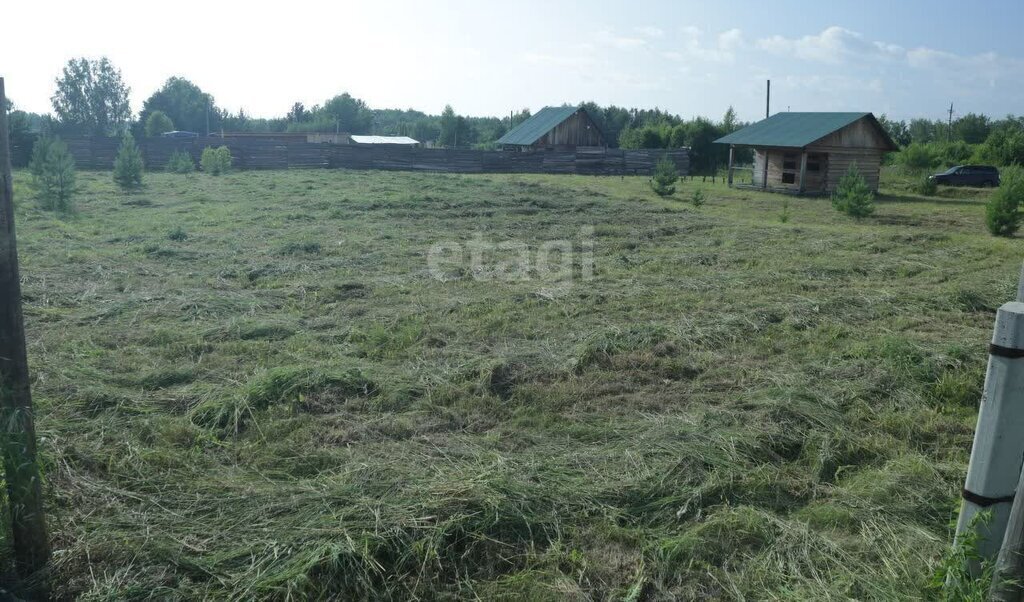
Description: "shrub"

(650, 155), (678, 197)
(166, 150), (195, 174)
(831, 164), (875, 219)
(30, 136), (76, 213)
(113, 133), (144, 190)
(939, 140), (974, 166)
(690, 188), (705, 207)
(201, 146), (232, 175)
(899, 143), (937, 171)
(985, 167), (1024, 237)
(144, 110), (174, 137)
(167, 226), (188, 241)
(916, 176), (938, 196)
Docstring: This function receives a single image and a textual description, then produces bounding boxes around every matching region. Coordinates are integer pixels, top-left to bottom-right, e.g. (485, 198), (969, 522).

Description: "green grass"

(2, 165), (1019, 599)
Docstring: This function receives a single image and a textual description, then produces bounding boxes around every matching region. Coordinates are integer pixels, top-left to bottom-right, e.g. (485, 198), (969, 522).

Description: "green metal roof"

(497, 105), (581, 146)
(714, 112), (897, 150)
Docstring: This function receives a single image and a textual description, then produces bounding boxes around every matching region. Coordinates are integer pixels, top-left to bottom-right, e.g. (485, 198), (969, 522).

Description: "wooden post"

(798, 152), (808, 194)
(0, 77), (51, 579)
(761, 149), (769, 189)
(727, 146), (734, 187)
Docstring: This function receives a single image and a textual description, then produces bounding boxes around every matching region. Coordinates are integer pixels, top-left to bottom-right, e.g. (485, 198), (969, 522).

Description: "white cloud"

(663, 27), (744, 63)
(634, 26), (664, 38)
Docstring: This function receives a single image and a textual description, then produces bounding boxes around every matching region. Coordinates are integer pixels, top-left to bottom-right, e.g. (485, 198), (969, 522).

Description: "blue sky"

(4, 0), (1023, 122)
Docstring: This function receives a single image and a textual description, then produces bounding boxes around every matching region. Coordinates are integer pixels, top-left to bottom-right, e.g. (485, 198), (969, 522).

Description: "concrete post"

(955, 301), (1024, 566)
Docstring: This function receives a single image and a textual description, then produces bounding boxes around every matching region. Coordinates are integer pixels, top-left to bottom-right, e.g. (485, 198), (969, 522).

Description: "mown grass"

(0, 165), (1019, 599)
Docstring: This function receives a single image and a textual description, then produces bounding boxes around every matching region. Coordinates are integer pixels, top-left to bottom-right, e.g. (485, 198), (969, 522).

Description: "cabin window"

(783, 154), (797, 170)
(807, 159), (821, 172)
(781, 173), (796, 184)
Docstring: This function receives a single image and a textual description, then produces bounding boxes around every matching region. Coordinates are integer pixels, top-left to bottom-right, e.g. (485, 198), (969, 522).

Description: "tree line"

(9, 55), (1024, 172)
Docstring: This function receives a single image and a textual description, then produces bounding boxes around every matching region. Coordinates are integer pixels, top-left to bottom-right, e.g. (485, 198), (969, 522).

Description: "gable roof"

(714, 112), (897, 150)
(497, 105), (582, 146)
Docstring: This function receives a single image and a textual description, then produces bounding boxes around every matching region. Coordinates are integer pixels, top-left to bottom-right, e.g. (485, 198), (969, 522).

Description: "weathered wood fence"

(62, 137), (689, 176)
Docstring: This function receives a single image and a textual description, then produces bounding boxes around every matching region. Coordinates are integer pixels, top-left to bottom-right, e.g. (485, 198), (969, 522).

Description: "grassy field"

(3, 165), (1020, 599)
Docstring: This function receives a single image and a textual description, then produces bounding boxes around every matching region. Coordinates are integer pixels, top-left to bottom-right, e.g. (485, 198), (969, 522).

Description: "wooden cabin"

(497, 106), (605, 151)
(715, 112), (897, 194)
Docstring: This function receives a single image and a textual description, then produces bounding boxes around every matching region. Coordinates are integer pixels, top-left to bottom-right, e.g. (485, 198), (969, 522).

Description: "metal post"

(0, 77), (51, 580)
(955, 300), (1024, 568)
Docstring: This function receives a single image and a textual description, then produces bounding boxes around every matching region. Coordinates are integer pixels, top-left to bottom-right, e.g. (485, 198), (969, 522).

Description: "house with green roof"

(715, 112), (897, 194)
(497, 106), (605, 150)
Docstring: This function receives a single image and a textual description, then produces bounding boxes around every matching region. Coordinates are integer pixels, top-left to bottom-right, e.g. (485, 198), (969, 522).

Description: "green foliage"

(690, 188), (706, 207)
(650, 155), (678, 197)
(165, 150), (195, 174)
(200, 146), (232, 175)
(167, 226), (187, 241)
(7, 109), (39, 168)
(438, 105), (472, 148)
(779, 199), (790, 223)
(974, 127), (1024, 167)
(144, 110), (174, 137)
(916, 176), (938, 196)
(927, 512), (994, 601)
(985, 167), (1024, 236)
(878, 114), (911, 146)
(900, 143), (938, 170)
(113, 133), (144, 190)
(139, 77), (218, 136)
(29, 136), (76, 212)
(51, 56), (131, 136)
(321, 92), (373, 134)
(831, 164), (875, 219)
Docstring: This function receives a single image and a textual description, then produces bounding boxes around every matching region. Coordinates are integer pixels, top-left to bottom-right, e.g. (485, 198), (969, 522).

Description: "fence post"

(954, 295), (1024, 570)
(0, 77), (51, 581)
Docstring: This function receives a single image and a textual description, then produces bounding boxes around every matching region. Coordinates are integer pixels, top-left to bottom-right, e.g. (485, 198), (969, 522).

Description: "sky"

(3, 0), (1024, 124)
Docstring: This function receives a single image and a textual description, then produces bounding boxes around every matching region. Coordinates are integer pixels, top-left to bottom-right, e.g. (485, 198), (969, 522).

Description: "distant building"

(349, 135), (420, 147)
(497, 106), (605, 151)
(715, 112), (898, 194)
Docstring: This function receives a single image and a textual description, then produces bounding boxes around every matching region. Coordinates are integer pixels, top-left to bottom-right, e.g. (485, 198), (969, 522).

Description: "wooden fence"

(63, 137), (689, 176)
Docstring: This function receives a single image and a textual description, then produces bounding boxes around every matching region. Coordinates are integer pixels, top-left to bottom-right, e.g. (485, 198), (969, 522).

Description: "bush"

(986, 167), (1024, 237)
(831, 164), (874, 219)
(916, 176), (938, 196)
(650, 155), (678, 197)
(166, 150), (195, 174)
(899, 143), (937, 171)
(201, 146), (232, 175)
(144, 110), (174, 137)
(690, 188), (705, 207)
(29, 136), (76, 213)
(113, 133), (144, 190)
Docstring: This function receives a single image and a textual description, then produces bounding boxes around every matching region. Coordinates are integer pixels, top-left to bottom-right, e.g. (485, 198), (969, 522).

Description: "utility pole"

(766, 79), (771, 119)
(948, 102), (954, 143)
(0, 77), (51, 581)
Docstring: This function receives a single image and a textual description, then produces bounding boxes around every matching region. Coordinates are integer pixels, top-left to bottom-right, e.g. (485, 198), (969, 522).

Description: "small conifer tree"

(651, 155), (678, 197)
(113, 132), (144, 190)
(831, 164), (874, 219)
(30, 136), (76, 212)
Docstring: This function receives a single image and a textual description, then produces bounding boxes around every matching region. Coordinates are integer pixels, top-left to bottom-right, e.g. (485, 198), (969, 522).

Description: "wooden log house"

(715, 112), (898, 194)
(497, 105), (606, 151)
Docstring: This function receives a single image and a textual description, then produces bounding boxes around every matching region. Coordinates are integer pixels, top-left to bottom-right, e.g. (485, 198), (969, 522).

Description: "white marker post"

(955, 299), (1024, 567)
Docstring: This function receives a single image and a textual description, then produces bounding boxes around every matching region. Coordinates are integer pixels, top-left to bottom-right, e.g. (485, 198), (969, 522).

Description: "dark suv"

(929, 165), (1000, 187)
